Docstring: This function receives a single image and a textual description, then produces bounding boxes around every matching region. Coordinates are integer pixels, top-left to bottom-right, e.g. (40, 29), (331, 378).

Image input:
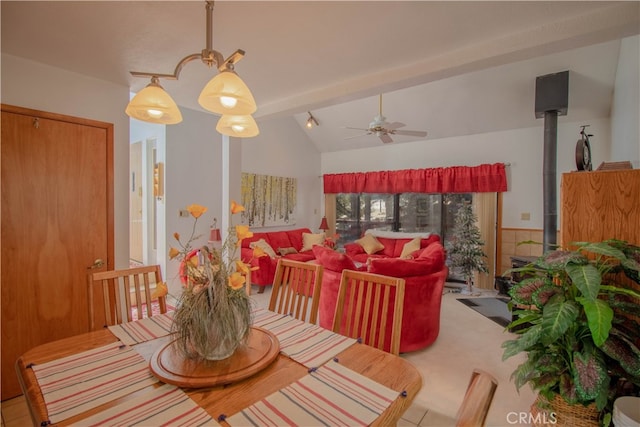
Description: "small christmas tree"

(449, 201), (488, 295)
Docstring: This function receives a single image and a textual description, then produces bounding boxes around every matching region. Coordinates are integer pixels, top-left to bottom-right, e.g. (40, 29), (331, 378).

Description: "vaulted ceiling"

(2, 1), (638, 152)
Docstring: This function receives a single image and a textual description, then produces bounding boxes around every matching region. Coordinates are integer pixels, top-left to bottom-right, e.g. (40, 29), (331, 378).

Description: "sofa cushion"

(417, 242), (446, 271)
(286, 229), (306, 251)
(400, 237), (421, 259)
(277, 246), (298, 256)
(356, 234), (385, 255)
(301, 232), (326, 252)
(266, 231), (294, 253)
(312, 245), (358, 272)
(249, 238), (277, 258)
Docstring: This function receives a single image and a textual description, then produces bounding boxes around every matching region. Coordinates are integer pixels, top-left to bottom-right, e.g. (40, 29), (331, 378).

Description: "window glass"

(335, 192), (472, 282)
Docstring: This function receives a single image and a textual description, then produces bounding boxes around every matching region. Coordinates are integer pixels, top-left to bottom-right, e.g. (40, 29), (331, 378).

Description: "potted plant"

(502, 240), (640, 426)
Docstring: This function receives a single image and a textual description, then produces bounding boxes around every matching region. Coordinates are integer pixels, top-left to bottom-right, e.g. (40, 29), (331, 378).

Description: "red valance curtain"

(323, 163), (507, 194)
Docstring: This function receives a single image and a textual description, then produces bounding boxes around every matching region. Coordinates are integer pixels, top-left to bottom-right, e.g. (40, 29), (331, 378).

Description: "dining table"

(16, 307), (422, 426)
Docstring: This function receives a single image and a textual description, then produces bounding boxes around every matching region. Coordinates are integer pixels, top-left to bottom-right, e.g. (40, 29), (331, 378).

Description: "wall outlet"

(521, 212), (531, 221)
(179, 209), (190, 218)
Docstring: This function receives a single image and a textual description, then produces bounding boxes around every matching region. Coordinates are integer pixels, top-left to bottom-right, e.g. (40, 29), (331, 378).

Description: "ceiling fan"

(344, 94), (428, 143)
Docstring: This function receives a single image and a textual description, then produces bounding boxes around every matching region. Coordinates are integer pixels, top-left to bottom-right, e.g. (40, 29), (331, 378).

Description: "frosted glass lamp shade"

(216, 115), (260, 138)
(198, 70), (257, 115)
(125, 79), (183, 124)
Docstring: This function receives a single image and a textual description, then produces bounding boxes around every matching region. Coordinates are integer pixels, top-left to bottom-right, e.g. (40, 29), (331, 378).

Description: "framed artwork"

(241, 173), (297, 227)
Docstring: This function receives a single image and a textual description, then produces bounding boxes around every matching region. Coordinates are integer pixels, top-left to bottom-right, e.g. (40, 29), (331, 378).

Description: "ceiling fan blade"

(393, 130), (428, 137)
(385, 122), (405, 131)
(343, 126), (370, 131)
(344, 132), (371, 140)
(379, 133), (394, 144)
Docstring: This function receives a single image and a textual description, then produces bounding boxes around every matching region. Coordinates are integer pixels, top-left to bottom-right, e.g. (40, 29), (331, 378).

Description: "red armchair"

(314, 242), (448, 353)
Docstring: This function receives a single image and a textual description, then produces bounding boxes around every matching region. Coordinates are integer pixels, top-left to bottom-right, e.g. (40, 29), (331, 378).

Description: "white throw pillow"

(400, 237), (421, 259)
(301, 232), (326, 252)
(249, 238), (277, 258)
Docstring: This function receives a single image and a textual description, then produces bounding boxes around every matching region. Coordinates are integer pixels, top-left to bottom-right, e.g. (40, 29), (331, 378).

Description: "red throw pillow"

(312, 246), (357, 272)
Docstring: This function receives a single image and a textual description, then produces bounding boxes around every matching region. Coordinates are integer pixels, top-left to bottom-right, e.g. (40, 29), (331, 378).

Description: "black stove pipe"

(535, 71), (568, 254)
(543, 111), (558, 253)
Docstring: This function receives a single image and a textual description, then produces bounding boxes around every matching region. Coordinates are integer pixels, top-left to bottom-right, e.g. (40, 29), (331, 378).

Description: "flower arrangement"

(169, 202), (265, 360)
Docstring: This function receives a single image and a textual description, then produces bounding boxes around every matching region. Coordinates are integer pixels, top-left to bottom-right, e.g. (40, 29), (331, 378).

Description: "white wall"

(322, 117), (612, 230)
(163, 107), (226, 292)
(611, 35), (640, 167)
(241, 116), (323, 232)
(1, 54), (131, 269)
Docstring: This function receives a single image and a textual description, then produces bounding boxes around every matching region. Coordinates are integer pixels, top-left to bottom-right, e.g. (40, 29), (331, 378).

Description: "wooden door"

(1, 104), (114, 400)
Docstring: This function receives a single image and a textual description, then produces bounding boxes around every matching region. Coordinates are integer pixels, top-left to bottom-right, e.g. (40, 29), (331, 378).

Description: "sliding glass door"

(334, 192), (473, 281)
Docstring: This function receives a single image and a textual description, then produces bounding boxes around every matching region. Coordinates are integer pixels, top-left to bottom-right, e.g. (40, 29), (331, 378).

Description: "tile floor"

(1, 283), (536, 427)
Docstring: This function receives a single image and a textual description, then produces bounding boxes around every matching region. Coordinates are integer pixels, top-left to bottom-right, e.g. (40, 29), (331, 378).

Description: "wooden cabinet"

(561, 169), (640, 247)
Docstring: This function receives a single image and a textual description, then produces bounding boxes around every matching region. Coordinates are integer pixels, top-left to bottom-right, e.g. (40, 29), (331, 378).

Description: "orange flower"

(169, 247), (181, 260)
(252, 246), (268, 258)
(231, 200), (245, 214)
(151, 281), (168, 299)
(173, 232), (180, 241)
(228, 272), (246, 290)
(235, 225), (253, 243)
(187, 204), (207, 218)
(235, 260), (250, 275)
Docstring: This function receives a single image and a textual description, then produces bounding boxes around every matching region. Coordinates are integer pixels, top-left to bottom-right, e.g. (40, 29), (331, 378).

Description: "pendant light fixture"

(216, 114), (260, 138)
(125, 1), (258, 137)
(125, 77), (183, 124)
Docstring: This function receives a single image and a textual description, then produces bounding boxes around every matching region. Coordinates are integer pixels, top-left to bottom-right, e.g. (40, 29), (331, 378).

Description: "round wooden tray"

(149, 326), (280, 388)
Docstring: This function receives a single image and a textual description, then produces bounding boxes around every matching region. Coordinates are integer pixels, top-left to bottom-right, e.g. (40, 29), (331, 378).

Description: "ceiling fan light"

(125, 78), (183, 124)
(199, 70), (257, 115)
(216, 114), (260, 138)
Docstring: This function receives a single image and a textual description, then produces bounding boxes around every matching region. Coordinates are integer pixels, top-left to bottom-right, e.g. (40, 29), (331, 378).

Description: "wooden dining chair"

(332, 269), (405, 355)
(88, 265), (167, 330)
(269, 259), (324, 324)
(455, 369), (499, 427)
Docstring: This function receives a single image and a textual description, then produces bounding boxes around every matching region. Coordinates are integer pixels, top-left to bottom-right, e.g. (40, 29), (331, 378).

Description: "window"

(336, 193), (471, 243)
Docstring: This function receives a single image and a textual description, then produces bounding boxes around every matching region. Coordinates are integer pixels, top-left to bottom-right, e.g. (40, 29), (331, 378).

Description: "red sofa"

(240, 228), (319, 292)
(344, 230), (441, 264)
(313, 240), (448, 353)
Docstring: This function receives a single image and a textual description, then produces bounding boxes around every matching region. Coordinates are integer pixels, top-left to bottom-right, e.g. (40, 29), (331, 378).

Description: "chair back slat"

(332, 269), (405, 355)
(88, 265), (167, 330)
(269, 259), (323, 324)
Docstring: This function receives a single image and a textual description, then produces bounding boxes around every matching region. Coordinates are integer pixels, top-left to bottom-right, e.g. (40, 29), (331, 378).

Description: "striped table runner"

(108, 311), (175, 345)
(226, 359), (399, 426)
(31, 341), (158, 424)
(71, 383), (219, 426)
(252, 308), (356, 368)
